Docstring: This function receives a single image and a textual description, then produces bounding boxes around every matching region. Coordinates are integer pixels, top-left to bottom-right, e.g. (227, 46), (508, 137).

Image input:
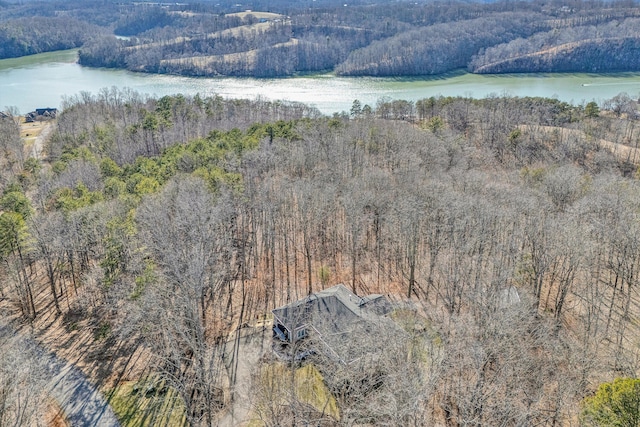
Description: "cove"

(2, 50), (640, 115)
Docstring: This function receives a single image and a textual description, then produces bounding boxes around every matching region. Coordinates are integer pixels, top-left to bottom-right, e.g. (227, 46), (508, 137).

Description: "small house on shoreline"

(25, 108), (57, 123)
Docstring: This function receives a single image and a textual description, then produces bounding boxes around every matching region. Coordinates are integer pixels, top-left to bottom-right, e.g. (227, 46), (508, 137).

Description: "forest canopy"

(3, 89), (640, 424)
(0, 16), (103, 59)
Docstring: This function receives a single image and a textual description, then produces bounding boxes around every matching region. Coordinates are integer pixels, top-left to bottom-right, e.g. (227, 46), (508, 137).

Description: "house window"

(296, 329), (306, 340)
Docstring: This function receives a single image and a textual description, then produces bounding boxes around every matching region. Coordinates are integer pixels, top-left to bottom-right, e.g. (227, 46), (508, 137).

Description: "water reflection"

(2, 50), (640, 115)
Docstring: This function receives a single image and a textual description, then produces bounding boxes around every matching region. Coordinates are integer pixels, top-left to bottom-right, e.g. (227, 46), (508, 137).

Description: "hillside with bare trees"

(4, 91), (640, 425)
(5, 0), (640, 77)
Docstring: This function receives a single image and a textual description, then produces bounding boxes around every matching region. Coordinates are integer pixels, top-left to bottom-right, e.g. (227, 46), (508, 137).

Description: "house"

(272, 284), (392, 363)
(0, 111), (9, 119)
(25, 108), (57, 123)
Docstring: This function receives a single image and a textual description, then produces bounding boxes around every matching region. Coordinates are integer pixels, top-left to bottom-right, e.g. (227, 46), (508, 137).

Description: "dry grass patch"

(249, 363), (340, 426)
(161, 50), (257, 69)
(160, 38), (298, 74)
(44, 398), (71, 427)
(217, 21), (275, 38)
(128, 21), (277, 53)
(226, 11), (283, 20)
(20, 119), (49, 149)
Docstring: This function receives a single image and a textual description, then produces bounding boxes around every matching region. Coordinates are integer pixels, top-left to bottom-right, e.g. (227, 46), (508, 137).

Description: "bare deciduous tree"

(0, 325), (47, 427)
(136, 175), (235, 426)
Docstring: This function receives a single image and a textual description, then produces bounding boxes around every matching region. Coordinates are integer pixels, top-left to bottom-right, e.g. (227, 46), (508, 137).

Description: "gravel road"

(44, 349), (122, 427)
(218, 327), (270, 427)
(1, 324), (121, 427)
(30, 121), (53, 159)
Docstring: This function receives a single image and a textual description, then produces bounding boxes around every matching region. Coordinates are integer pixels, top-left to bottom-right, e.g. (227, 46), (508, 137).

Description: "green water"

(2, 50), (640, 115)
(0, 49), (79, 71)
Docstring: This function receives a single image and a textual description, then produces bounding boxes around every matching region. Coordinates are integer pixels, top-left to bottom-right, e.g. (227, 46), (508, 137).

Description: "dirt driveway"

(219, 326), (271, 427)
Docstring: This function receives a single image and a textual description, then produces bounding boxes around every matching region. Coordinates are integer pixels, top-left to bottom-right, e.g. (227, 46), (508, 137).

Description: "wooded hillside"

(0, 16), (103, 59)
(469, 17), (640, 74)
(3, 91), (640, 425)
(4, 0), (640, 77)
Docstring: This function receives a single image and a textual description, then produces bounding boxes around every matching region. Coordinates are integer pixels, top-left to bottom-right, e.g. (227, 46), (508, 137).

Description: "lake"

(2, 49), (640, 115)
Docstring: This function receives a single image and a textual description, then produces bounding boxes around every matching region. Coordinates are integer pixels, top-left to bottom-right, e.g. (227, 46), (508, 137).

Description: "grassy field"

(107, 378), (187, 427)
(20, 118), (48, 147)
(19, 117), (56, 160)
(225, 11), (283, 20)
(248, 363), (340, 426)
(160, 39), (298, 73)
(126, 21), (278, 53)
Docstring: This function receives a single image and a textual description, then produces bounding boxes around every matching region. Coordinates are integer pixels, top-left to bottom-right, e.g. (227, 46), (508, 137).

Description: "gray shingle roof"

(272, 284), (391, 336)
(272, 284), (395, 364)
